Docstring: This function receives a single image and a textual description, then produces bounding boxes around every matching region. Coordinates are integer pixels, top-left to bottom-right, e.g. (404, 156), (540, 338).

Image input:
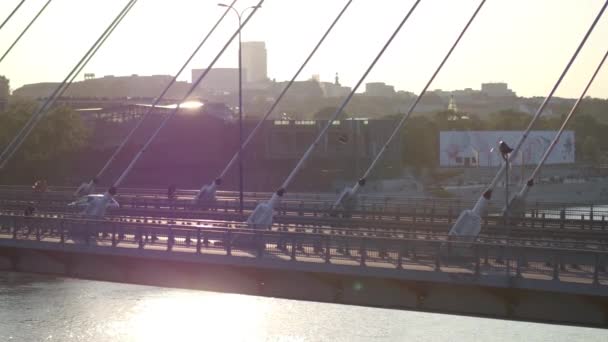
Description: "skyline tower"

(241, 41), (268, 83)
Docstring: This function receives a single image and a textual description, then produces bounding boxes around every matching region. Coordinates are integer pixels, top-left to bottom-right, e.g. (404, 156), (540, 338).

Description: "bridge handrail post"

(83, 222), (91, 246)
(203, 231), (209, 247)
(515, 248), (522, 278)
(137, 227), (144, 250)
(434, 243), (441, 271)
(59, 220), (65, 245)
(290, 236), (297, 261)
(196, 228), (202, 254)
(412, 204), (417, 224)
(542, 213), (546, 229)
(397, 242), (404, 269)
(35, 221), (41, 241)
(410, 238), (418, 261)
(256, 231), (264, 259)
(505, 245), (511, 277)
(167, 226), (174, 252)
(448, 207), (453, 224)
(552, 253), (559, 281)
(324, 235), (331, 264)
(359, 238), (367, 267)
(474, 244), (480, 276)
(12, 216), (18, 240)
(593, 254), (600, 286)
(226, 229), (232, 256)
(111, 223), (117, 247)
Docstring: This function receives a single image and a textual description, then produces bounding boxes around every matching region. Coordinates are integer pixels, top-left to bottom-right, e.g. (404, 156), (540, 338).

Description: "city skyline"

(0, 0), (607, 99)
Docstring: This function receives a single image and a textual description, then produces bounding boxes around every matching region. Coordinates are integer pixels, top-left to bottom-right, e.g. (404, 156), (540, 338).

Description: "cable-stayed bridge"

(1, 0), (608, 328)
(1, 184), (607, 326)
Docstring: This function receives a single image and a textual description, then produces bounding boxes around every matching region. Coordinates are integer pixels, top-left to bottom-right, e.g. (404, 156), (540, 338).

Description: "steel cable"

(0, 0), (27, 32)
(213, 0), (354, 185)
(275, 0), (422, 197)
(110, 0), (265, 189)
(344, 0), (487, 200)
(0, 0), (52, 64)
(90, 0), (239, 184)
(0, 0), (138, 169)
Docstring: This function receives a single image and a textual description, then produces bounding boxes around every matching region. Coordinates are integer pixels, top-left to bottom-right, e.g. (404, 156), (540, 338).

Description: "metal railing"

(2, 196), (608, 243)
(1, 185), (606, 216)
(1, 214), (606, 291)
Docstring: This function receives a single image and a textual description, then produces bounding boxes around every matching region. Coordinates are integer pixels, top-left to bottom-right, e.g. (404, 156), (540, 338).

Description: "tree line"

(0, 99), (87, 165)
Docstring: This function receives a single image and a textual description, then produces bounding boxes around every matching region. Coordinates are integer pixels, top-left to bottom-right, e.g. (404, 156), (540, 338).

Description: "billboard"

(439, 131), (575, 167)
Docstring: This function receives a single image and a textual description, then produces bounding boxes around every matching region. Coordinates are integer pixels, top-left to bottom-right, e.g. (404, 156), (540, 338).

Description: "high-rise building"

(481, 82), (516, 97)
(241, 41), (268, 83)
(365, 82), (395, 97)
(191, 68), (239, 94)
(0, 76), (9, 112)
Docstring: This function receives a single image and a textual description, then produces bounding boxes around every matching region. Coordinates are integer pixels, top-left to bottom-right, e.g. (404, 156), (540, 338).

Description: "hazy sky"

(0, 0), (607, 98)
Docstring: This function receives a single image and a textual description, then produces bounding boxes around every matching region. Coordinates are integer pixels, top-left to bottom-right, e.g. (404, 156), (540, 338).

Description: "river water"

(0, 271), (606, 342)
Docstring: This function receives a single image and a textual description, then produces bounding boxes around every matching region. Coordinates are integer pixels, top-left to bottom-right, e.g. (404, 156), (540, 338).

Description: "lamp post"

(218, 3), (261, 214)
(499, 141), (513, 227)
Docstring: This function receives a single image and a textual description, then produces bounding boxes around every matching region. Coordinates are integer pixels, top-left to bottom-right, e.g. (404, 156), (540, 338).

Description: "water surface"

(1, 271), (606, 341)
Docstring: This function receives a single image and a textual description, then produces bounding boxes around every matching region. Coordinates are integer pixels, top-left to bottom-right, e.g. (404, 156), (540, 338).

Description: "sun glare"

(179, 100), (204, 109)
(130, 290), (268, 341)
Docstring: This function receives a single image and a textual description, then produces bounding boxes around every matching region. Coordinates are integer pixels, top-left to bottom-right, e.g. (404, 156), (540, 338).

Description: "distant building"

(191, 68), (240, 94)
(0, 76), (8, 111)
(241, 41), (268, 83)
(481, 82), (516, 97)
(320, 73), (351, 98)
(320, 82), (351, 98)
(13, 74), (190, 99)
(272, 80), (323, 99)
(365, 82), (395, 97)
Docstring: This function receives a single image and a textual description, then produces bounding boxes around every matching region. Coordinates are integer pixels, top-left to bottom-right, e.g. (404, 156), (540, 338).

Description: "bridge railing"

(1, 214), (606, 289)
(2, 188), (607, 222)
(3, 198), (608, 242)
(1, 203), (608, 247)
(1, 185), (607, 219)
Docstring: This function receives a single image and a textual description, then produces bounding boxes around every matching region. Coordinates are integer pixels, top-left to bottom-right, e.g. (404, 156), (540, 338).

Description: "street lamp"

(499, 140), (514, 223)
(218, 3), (262, 214)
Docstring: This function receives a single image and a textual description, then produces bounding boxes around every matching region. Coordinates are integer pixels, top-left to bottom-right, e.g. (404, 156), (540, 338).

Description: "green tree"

(569, 114), (608, 160)
(401, 116), (438, 169)
(487, 110), (531, 130)
(0, 76), (9, 103)
(0, 100), (88, 162)
(578, 97), (608, 124)
(313, 106), (349, 120)
(581, 136), (601, 164)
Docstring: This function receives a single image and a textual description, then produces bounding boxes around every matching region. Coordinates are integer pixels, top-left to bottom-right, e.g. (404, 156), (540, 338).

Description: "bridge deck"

(1, 214), (606, 298)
